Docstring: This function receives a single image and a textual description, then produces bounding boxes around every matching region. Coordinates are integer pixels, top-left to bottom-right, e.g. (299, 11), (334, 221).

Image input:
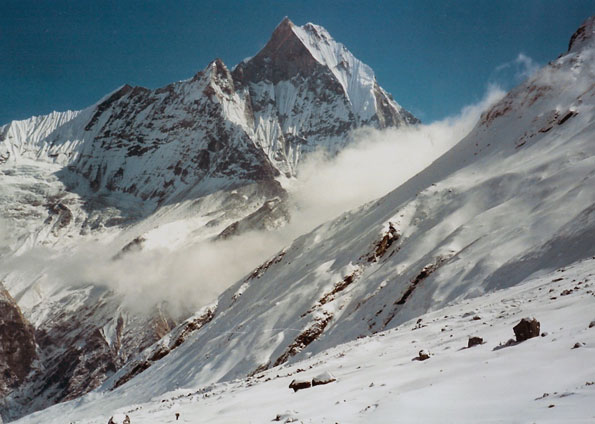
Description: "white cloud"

(493, 53), (540, 86)
(0, 85), (506, 316)
(285, 84), (506, 232)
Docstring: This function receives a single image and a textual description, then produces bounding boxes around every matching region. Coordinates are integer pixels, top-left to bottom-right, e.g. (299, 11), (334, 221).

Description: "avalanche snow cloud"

(0, 86), (504, 314)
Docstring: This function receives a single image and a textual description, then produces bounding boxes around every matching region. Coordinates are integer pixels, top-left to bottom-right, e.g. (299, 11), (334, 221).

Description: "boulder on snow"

(289, 378), (311, 392)
(312, 371), (336, 386)
(589, 320), (595, 328)
(468, 336), (484, 348)
(416, 349), (430, 361)
(108, 414), (130, 424)
(513, 317), (540, 342)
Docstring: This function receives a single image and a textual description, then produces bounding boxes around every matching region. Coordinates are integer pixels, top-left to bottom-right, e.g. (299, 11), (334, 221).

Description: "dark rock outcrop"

(513, 318), (541, 342)
(0, 284), (37, 396)
(289, 379), (312, 392)
(468, 336), (484, 348)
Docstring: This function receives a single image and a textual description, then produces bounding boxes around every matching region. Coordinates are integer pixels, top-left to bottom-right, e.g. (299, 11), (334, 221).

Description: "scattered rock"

(273, 411), (299, 422)
(589, 321), (595, 328)
(415, 349), (430, 361)
(468, 336), (484, 348)
(289, 379), (312, 392)
(493, 338), (517, 351)
(548, 404), (555, 408)
(108, 415), (131, 424)
(560, 289), (573, 296)
(472, 315), (481, 321)
(513, 317), (540, 342)
(312, 371), (336, 386)
(572, 342), (584, 349)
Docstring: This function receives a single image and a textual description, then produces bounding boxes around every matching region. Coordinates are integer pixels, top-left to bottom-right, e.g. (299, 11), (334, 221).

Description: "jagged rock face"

(68, 60), (278, 205)
(1, 286), (176, 421)
(0, 285), (36, 397)
(568, 15), (595, 53)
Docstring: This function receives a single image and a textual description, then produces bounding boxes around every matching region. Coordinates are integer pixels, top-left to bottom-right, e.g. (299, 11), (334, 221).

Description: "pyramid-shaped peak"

(232, 18), (417, 125)
(275, 16), (294, 29)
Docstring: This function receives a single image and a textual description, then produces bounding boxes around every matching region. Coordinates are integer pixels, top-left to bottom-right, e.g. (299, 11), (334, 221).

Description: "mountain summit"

(234, 18), (418, 174)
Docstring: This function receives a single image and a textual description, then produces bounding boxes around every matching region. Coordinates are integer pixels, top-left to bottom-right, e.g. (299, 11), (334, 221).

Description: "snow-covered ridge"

(568, 15), (595, 53)
(291, 21), (379, 120)
(0, 110), (81, 164)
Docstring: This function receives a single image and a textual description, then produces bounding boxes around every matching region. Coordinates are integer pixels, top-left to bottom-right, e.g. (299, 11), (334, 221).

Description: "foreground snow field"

(17, 257), (595, 423)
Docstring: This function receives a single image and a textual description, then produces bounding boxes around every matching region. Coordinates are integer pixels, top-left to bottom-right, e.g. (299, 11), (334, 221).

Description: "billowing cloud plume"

(0, 85), (505, 315)
(493, 53), (540, 87)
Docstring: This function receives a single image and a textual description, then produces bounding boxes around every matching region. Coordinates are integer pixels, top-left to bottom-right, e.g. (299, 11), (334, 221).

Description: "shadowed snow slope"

(17, 253), (595, 423)
(13, 16), (595, 424)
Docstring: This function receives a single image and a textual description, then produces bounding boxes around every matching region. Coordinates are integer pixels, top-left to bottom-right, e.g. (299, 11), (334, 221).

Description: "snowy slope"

(16, 256), (595, 423)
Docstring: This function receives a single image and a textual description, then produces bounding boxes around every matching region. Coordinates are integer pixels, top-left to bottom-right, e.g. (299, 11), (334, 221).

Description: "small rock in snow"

(468, 336), (484, 348)
(572, 342), (584, 349)
(273, 411), (300, 422)
(416, 349), (431, 361)
(589, 320), (595, 328)
(108, 415), (131, 424)
(289, 379), (311, 392)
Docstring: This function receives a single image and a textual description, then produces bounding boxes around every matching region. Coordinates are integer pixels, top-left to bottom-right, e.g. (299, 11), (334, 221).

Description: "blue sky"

(1, 0), (593, 125)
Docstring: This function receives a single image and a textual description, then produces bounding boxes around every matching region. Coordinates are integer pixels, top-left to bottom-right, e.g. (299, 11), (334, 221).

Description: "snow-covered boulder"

(312, 371), (337, 386)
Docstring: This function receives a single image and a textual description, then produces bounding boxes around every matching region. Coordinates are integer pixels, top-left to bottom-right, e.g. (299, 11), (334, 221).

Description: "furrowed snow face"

(233, 17), (419, 175)
(37, 16), (594, 414)
(0, 18), (419, 421)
